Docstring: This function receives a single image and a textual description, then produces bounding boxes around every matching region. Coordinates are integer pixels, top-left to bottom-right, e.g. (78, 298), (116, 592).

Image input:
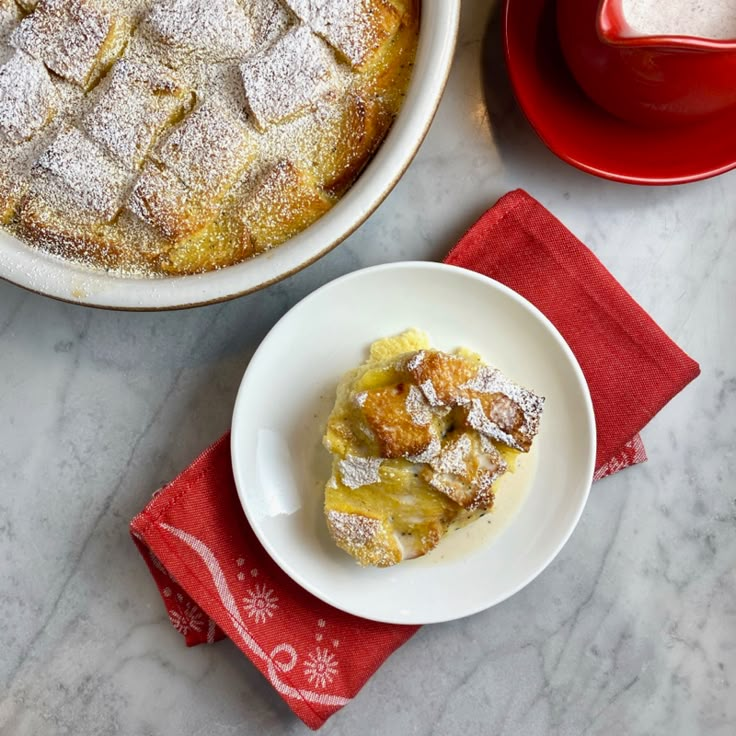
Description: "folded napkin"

(130, 189), (699, 729)
(445, 189), (699, 476)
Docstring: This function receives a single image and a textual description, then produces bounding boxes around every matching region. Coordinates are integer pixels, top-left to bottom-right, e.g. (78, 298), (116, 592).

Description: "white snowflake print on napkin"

(168, 595), (205, 636)
(242, 582), (279, 624)
(304, 647), (339, 689)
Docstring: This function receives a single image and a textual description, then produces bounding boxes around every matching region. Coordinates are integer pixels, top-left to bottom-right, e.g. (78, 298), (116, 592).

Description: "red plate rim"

(502, 0), (736, 185)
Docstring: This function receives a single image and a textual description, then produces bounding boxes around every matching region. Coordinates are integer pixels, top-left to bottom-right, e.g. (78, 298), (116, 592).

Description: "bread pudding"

(323, 330), (545, 567)
(0, 0), (419, 275)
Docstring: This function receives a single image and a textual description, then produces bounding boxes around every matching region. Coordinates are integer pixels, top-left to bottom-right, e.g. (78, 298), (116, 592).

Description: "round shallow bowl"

(0, 1), (460, 310)
(231, 262), (596, 624)
(504, 0), (736, 184)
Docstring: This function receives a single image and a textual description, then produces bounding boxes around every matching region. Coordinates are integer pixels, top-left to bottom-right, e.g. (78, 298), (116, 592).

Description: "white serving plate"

(0, 1), (460, 310)
(231, 262), (596, 624)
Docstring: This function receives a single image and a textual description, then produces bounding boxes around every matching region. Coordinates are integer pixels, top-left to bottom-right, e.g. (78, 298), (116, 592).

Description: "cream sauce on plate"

(411, 435), (540, 566)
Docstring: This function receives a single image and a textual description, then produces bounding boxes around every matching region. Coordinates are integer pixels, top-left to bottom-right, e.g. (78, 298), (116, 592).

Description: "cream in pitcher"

(622, 0), (736, 39)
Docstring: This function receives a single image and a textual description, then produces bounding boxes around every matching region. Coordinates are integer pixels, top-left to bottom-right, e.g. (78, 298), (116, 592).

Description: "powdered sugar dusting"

(11, 0), (115, 87)
(0, 0), (418, 277)
(420, 379), (440, 406)
(405, 384), (431, 426)
(128, 161), (193, 238)
(466, 398), (519, 449)
(82, 59), (188, 169)
(479, 434), (496, 455)
(431, 433), (471, 477)
(0, 50), (58, 144)
(461, 366), (545, 446)
(240, 24), (337, 130)
(0, 1), (20, 38)
(338, 455), (382, 489)
(144, 0), (253, 63)
(425, 433), (507, 509)
(405, 350), (425, 372)
(285, 0), (398, 67)
(326, 510), (381, 547)
(241, 0), (292, 54)
(152, 96), (252, 194)
(34, 126), (131, 220)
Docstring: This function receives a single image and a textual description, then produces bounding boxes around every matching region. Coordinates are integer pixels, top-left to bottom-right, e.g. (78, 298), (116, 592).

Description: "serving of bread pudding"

(323, 330), (545, 567)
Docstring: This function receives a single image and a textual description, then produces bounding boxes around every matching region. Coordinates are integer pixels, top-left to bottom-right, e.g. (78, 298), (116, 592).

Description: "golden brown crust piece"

(407, 351), (544, 452)
(359, 382), (437, 459)
(240, 24), (337, 131)
(130, 98), (257, 242)
(160, 207), (251, 275)
(463, 393), (527, 450)
(315, 91), (392, 197)
(419, 430), (506, 510)
(32, 126), (133, 223)
(405, 350), (479, 406)
(129, 162), (208, 241)
(81, 60), (192, 170)
(0, 50), (58, 144)
(325, 510), (403, 568)
(239, 160), (333, 255)
(142, 0), (258, 67)
(455, 366), (545, 452)
(16, 192), (158, 271)
(158, 159), (333, 273)
(151, 98), (256, 196)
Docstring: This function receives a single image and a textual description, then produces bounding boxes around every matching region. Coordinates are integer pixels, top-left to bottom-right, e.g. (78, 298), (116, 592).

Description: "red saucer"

(503, 0), (736, 185)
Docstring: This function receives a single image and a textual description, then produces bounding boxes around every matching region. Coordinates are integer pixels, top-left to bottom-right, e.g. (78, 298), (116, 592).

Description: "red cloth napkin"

(445, 189), (699, 475)
(130, 189), (699, 729)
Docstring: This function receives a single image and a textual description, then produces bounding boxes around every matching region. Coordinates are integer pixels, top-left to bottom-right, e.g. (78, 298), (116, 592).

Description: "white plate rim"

(231, 261), (597, 623)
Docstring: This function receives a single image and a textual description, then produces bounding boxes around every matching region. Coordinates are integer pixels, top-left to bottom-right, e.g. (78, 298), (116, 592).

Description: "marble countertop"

(1, 2), (735, 734)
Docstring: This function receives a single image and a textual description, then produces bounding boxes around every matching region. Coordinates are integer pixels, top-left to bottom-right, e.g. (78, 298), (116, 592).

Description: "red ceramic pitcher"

(557, 0), (736, 126)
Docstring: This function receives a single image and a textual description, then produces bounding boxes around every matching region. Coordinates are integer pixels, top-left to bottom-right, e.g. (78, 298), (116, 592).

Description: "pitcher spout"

(597, 0), (736, 51)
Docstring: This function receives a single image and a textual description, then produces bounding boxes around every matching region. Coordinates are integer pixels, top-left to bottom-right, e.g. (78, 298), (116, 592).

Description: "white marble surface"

(1, 2), (735, 734)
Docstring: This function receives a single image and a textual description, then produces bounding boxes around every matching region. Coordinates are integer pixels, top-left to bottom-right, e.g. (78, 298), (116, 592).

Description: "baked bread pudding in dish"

(323, 330), (545, 567)
(0, 0), (419, 275)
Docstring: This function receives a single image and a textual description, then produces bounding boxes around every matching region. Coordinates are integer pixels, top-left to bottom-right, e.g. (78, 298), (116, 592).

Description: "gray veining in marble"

(1, 1), (735, 734)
